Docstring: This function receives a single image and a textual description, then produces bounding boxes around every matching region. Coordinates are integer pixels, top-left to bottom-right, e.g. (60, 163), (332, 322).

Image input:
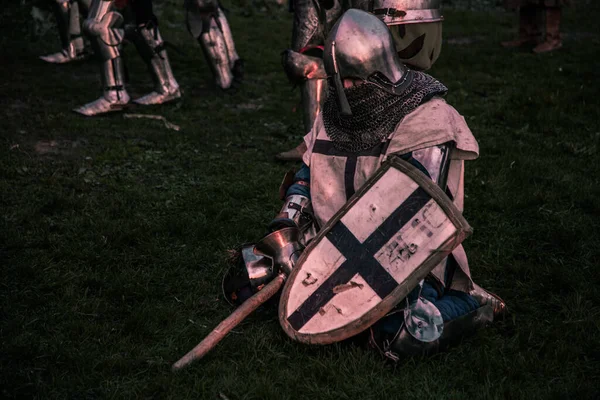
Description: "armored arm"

(222, 166), (312, 305)
(268, 164), (314, 232)
(395, 142), (452, 189)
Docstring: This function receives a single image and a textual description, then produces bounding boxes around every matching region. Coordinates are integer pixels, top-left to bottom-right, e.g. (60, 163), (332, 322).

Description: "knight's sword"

(172, 273), (285, 371)
(172, 228), (301, 371)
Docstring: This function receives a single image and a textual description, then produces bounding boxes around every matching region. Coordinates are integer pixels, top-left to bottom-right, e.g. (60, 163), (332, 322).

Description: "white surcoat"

(302, 97), (479, 292)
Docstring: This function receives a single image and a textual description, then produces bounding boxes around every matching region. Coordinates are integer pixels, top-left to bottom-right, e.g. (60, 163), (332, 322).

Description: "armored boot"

(129, 23), (182, 105)
(533, 7), (562, 53)
(41, 0), (90, 63)
(74, 57), (130, 116)
(469, 283), (507, 320)
(501, 5), (539, 48)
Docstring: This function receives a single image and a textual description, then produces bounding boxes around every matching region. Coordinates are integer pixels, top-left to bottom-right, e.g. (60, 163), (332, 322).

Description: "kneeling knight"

(228, 9), (505, 360)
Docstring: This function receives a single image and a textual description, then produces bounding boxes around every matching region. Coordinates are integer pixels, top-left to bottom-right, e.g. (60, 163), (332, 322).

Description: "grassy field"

(1, 1), (599, 399)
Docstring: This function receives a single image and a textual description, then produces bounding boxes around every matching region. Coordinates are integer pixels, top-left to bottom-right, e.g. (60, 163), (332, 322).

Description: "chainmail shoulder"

(322, 71), (448, 153)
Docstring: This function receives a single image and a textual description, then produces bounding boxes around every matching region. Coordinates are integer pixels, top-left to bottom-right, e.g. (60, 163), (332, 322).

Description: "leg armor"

(41, 0), (92, 63)
(282, 48), (328, 133)
(186, 0), (243, 89)
(370, 280), (493, 360)
(291, 0), (343, 52)
(74, 0), (130, 116)
(216, 7), (241, 74)
(276, 48), (328, 161)
(300, 78), (327, 133)
(532, 6), (562, 53)
(276, 0), (342, 160)
(127, 22), (181, 105)
(501, 4), (540, 48)
(380, 305), (494, 360)
(469, 283), (507, 320)
(291, 0), (341, 132)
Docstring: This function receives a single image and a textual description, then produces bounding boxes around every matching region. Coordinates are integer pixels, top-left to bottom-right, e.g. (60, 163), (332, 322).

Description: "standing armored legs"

(41, 0), (92, 63)
(74, 0), (181, 116)
(74, 0), (129, 115)
(128, 22), (181, 105)
(532, 6), (562, 53)
(275, 0), (343, 160)
(185, 0), (243, 89)
(502, 0), (567, 53)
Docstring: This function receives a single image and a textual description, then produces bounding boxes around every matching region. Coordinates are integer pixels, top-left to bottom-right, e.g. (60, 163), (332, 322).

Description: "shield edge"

(278, 156), (473, 345)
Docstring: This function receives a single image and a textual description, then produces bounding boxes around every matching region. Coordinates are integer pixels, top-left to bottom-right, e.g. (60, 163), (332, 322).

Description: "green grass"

(1, 1), (600, 399)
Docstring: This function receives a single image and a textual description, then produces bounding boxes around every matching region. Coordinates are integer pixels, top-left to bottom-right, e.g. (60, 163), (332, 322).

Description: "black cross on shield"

(286, 186), (432, 331)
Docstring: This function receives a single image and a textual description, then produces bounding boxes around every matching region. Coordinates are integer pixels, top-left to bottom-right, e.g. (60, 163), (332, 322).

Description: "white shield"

(278, 157), (472, 344)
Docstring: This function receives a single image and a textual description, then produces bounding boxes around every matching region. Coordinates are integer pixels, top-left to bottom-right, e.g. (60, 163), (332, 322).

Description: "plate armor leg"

(199, 16), (234, 89)
(379, 305), (494, 360)
(216, 7), (242, 75)
(300, 77), (327, 133)
(127, 22), (182, 105)
(276, 49), (328, 160)
(282, 48), (328, 134)
(276, 0), (342, 160)
(41, 0), (92, 63)
(291, 0), (343, 128)
(186, 1), (242, 89)
(74, 0), (130, 116)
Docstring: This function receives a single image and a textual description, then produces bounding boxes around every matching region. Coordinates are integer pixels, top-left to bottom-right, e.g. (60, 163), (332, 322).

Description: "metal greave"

(101, 57), (127, 99)
(55, 0), (73, 49)
(41, 0), (89, 63)
(129, 24), (181, 105)
(74, 0), (129, 115)
(300, 78), (328, 133)
(216, 8), (239, 69)
(198, 16), (234, 89)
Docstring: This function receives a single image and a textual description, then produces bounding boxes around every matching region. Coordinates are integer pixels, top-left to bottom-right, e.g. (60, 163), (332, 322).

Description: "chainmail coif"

(322, 71), (448, 153)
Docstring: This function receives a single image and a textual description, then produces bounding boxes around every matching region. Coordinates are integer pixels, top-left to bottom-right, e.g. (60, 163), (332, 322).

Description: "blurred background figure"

(74, 0), (181, 116)
(40, 0), (92, 63)
(276, 0), (343, 161)
(184, 0), (244, 90)
(276, 0), (444, 161)
(501, 0), (569, 53)
(353, 0), (443, 71)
